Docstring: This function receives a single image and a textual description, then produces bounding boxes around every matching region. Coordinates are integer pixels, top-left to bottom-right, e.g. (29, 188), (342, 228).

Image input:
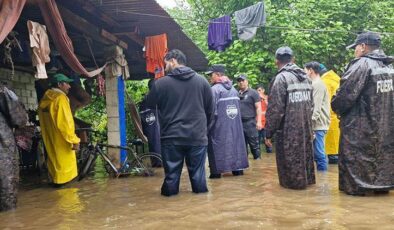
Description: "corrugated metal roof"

(87, 0), (208, 77)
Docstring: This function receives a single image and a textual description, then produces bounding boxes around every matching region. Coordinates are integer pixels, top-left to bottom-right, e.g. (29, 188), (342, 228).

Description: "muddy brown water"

(1, 153), (394, 229)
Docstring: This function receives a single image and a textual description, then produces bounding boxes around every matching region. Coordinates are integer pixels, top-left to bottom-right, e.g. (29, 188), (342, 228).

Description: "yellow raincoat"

(38, 88), (80, 184)
(321, 70), (340, 155)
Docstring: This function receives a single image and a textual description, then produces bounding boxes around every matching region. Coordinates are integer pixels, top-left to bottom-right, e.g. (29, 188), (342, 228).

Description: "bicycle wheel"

(130, 152), (162, 176)
(77, 145), (95, 173)
(79, 151), (98, 181)
(101, 152), (118, 176)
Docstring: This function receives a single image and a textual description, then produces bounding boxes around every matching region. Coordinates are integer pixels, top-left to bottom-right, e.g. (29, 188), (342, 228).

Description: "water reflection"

(1, 153), (393, 229)
(56, 188), (84, 214)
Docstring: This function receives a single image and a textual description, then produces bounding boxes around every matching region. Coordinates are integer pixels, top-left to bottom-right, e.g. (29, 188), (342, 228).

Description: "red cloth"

(260, 95), (268, 128)
(38, 0), (105, 77)
(145, 33), (167, 79)
(0, 0), (26, 44)
(97, 74), (105, 96)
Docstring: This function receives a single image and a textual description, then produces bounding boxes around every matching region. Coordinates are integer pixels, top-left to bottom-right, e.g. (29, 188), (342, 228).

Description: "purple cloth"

(208, 15), (232, 52)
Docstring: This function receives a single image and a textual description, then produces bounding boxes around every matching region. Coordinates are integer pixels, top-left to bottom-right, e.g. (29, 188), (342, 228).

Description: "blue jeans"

(160, 145), (208, 196)
(314, 130), (328, 171)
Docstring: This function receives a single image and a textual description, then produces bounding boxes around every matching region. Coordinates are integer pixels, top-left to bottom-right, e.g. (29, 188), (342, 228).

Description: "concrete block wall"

(105, 74), (121, 167)
(0, 68), (38, 110)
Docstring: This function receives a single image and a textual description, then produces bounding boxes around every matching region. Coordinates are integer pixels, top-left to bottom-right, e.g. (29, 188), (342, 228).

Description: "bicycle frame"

(77, 127), (160, 180)
(96, 143), (145, 178)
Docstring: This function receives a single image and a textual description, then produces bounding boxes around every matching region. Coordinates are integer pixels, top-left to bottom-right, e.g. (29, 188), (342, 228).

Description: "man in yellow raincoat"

(38, 73), (80, 185)
(319, 64), (340, 164)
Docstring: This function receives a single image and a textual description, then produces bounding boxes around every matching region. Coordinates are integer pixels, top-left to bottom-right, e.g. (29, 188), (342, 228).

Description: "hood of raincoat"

(212, 75), (233, 90)
(278, 63), (308, 82)
(220, 80), (233, 90)
(363, 50), (394, 65)
(167, 66), (196, 81)
(39, 89), (66, 110)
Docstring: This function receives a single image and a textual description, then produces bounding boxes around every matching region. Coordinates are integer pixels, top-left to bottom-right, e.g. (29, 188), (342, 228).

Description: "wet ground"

(1, 153), (394, 229)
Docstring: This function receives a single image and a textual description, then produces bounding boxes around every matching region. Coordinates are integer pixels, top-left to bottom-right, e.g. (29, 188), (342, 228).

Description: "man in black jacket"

(147, 49), (214, 196)
(332, 32), (394, 196)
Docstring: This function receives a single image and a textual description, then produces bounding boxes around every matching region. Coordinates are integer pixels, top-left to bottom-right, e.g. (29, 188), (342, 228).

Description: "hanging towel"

(145, 33), (168, 79)
(234, 1), (266, 41)
(208, 15), (232, 52)
(27, 20), (50, 79)
(105, 45), (130, 80)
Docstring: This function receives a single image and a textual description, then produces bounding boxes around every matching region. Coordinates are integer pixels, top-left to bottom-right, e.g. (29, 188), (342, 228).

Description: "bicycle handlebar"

(76, 128), (143, 148)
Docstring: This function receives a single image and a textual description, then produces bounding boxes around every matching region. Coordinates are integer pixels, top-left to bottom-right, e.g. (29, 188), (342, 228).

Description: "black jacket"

(147, 66), (214, 145)
(331, 50), (394, 194)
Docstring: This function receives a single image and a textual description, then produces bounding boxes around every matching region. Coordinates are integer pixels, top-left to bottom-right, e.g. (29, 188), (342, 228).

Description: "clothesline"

(115, 10), (394, 36)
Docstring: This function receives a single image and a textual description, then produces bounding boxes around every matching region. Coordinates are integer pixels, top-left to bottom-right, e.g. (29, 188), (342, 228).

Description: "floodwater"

(1, 154), (394, 229)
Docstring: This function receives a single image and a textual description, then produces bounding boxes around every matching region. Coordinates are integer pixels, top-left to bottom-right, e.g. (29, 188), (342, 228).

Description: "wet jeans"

(161, 145), (208, 196)
(314, 130), (328, 171)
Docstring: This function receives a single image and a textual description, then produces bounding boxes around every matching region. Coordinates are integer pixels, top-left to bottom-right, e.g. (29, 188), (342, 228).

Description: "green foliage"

(77, 0), (393, 140)
(75, 93), (107, 142)
(125, 80), (149, 140)
(75, 79), (149, 142)
(169, 0), (394, 88)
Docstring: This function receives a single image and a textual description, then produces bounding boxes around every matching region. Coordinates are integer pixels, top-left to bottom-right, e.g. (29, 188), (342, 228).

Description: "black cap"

(346, 32), (381, 50)
(275, 46), (293, 58)
(236, 74), (247, 81)
(205, 64), (226, 75)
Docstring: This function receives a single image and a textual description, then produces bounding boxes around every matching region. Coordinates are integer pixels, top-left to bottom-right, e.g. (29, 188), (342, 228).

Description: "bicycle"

(76, 128), (162, 181)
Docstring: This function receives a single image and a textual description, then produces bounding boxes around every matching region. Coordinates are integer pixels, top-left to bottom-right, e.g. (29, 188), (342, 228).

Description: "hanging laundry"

(208, 15), (232, 52)
(27, 20), (50, 79)
(234, 1), (266, 41)
(38, 0), (105, 77)
(97, 74), (105, 96)
(145, 33), (168, 79)
(105, 45), (130, 80)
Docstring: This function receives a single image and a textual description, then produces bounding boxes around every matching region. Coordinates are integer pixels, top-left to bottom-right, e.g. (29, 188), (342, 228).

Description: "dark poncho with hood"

(0, 84), (27, 211)
(208, 79), (248, 174)
(265, 63), (316, 189)
(332, 50), (394, 195)
(147, 66), (214, 146)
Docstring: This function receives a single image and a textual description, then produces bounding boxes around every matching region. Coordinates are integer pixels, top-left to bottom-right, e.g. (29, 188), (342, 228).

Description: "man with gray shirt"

(304, 61), (331, 171)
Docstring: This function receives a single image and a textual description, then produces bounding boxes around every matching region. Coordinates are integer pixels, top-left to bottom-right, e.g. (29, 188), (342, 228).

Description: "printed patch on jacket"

(226, 105), (238, 119)
(376, 79), (393, 93)
(288, 91), (311, 103)
(145, 113), (156, 125)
